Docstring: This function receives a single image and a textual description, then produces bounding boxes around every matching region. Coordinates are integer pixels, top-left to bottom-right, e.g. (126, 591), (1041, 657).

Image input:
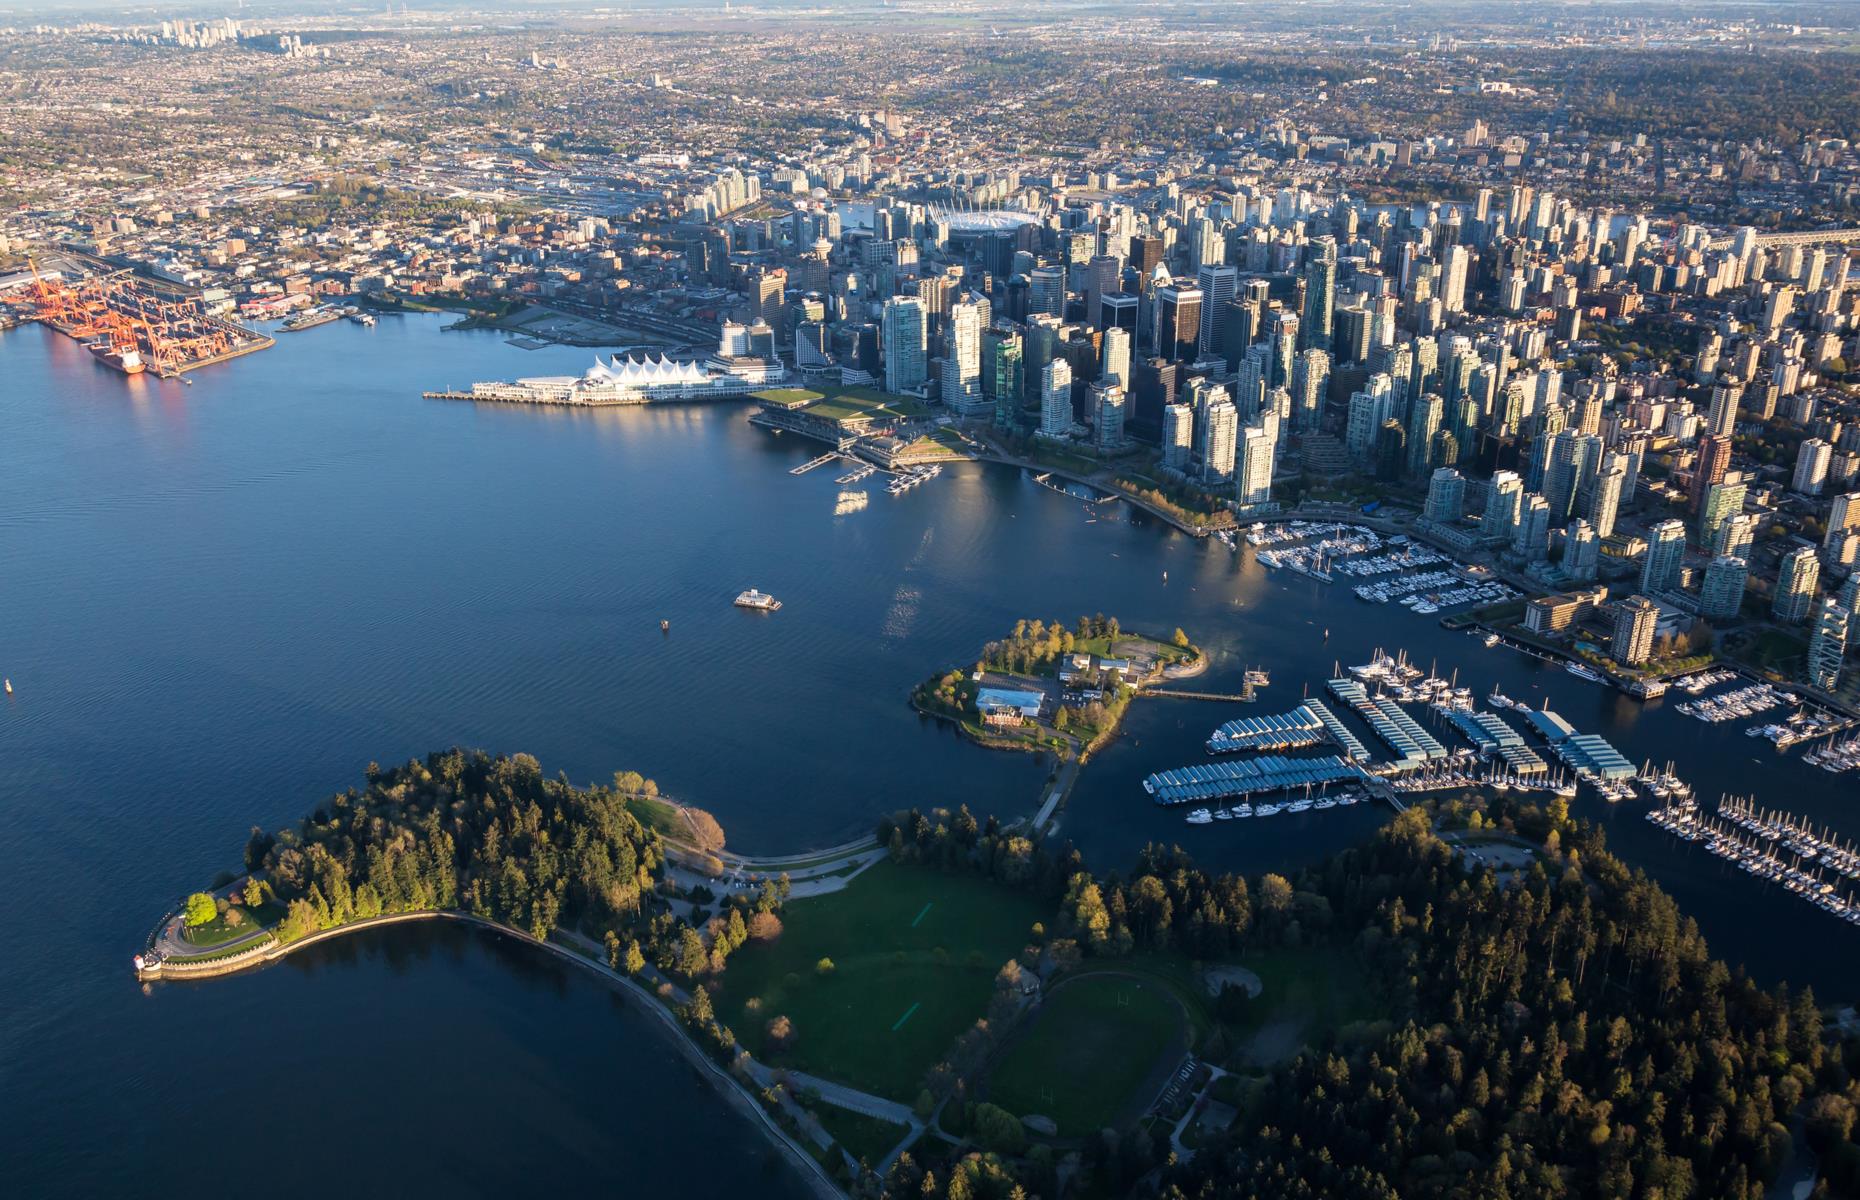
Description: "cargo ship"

(87, 342), (145, 374)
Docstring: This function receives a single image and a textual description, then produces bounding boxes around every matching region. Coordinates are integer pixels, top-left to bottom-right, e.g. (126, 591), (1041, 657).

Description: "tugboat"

(734, 588), (782, 612)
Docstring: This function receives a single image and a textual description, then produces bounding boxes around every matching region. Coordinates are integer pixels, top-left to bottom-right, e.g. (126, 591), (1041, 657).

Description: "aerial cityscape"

(11, 1), (1860, 1197)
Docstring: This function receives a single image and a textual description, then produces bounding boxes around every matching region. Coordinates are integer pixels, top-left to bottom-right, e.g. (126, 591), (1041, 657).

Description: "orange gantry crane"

(24, 260), (237, 375)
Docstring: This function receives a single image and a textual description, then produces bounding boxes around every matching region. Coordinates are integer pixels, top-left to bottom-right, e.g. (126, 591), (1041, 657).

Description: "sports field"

(717, 859), (1047, 1100)
(984, 973), (1184, 1136)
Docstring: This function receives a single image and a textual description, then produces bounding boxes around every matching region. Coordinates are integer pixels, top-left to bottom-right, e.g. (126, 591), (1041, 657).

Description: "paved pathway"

(744, 1059), (927, 1175)
(667, 847), (888, 900)
(1032, 758), (1081, 833)
(754, 1065), (919, 1126)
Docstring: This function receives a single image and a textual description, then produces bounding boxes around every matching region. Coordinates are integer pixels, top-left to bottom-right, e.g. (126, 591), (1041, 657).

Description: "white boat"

(734, 588), (782, 611)
(1566, 662), (1604, 683)
(1185, 809), (1214, 825)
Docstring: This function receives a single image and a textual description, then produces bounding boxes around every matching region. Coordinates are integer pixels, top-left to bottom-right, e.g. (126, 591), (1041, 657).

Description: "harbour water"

(3, 314), (1856, 1191)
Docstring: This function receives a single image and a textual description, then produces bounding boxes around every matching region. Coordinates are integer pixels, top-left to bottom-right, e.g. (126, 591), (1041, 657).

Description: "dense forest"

(876, 797), (1857, 1200)
(241, 749), (666, 946)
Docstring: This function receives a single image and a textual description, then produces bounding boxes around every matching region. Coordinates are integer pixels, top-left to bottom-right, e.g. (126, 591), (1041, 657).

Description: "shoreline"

(145, 909), (843, 1199)
(911, 641), (1210, 765)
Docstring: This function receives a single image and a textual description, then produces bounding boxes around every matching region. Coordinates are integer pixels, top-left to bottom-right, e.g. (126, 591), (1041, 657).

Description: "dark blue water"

(2, 313), (1855, 1192)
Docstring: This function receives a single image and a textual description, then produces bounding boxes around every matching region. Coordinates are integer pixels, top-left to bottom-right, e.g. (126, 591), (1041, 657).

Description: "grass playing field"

(984, 973), (1185, 1136)
(718, 859), (1047, 1100)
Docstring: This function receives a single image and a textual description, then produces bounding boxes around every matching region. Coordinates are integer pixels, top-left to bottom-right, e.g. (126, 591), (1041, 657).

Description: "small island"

(911, 615), (1204, 759)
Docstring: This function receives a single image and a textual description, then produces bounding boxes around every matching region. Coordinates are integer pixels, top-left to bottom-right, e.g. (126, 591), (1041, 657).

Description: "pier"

(790, 451), (844, 476)
(1029, 471), (1119, 505)
(1143, 686), (1256, 703)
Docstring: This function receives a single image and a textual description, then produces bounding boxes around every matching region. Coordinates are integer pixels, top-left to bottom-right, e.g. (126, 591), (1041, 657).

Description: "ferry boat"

(733, 588), (781, 612)
(346, 309), (377, 327)
(1566, 662), (1605, 683)
(88, 341), (144, 374)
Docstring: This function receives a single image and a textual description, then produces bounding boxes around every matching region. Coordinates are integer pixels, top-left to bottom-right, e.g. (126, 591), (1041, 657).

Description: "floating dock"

(1327, 678), (1447, 770)
(1441, 709), (1549, 775)
(1206, 705), (1326, 754)
(1143, 754), (1372, 806)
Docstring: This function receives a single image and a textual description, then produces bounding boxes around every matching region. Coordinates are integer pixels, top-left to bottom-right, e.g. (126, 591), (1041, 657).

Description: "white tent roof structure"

(582, 354), (710, 387)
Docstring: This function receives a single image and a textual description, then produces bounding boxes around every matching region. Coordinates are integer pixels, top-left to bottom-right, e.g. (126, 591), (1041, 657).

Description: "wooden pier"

(1142, 686), (1257, 703)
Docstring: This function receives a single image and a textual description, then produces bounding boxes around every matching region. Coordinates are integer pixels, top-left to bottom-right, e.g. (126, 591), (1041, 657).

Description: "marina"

(1650, 797), (1860, 927)
(886, 464), (942, 495)
(1204, 704), (1327, 755)
(1806, 735), (1860, 773)
(1675, 681), (1792, 723)
(1143, 754), (1373, 807)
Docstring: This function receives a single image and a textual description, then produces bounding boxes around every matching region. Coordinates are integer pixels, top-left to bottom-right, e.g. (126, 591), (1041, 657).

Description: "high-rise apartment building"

(1776, 546), (1822, 623)
(1641, 519), (1686, 595)
(882, 296), (927, 393)
(1699, 556), (1750, 621)
(940, 299), (985, 418)
(1611, 595), (1659, 667)
(1809, 597), (1850, 691)
(1424, 468), (1466, 523)
(1038, 358), (1074, 438)
(1794, 438), (1833, 496)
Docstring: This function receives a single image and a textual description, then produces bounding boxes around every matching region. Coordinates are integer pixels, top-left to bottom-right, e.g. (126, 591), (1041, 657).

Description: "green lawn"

(985, 973), (1184, 1136)
(623, 793), (686, 840)
(181, 904), (276, 948)
(718, 860), (1047, 1100)
(751, 387), (824, 408)
(810, 1103), (911, 1167)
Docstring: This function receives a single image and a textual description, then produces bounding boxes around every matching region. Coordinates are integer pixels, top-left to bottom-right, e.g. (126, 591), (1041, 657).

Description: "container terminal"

(9, 261), (272, 379)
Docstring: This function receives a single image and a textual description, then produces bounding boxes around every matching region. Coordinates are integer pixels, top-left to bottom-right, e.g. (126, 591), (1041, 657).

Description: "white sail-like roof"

(582, 354), (711, 387)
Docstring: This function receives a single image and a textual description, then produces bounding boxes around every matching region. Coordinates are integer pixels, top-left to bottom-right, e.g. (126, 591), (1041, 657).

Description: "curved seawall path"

(150, 910), (839, 1199)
